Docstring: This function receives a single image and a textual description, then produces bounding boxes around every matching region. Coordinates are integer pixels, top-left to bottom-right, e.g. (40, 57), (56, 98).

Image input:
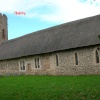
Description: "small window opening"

(35, 58), (40, 68)
(56, 54), (59, 66)
(96, 50), (99, 63)
(20, 60), (25, 70)
(75, 52), (78, 65)
(2, 29), (5, 39)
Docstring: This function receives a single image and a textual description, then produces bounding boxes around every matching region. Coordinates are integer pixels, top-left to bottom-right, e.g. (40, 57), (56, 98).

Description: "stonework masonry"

(0, 45), (100, 76)
(55, 46), (100, 75)
(0, 13), (8, 44)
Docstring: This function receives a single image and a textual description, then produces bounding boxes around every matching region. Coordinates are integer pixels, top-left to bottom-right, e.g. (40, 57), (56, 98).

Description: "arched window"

(2, 29), (5, 39)
(95, 50), (99, 63)
(75, 52), (78, 65)
(56, 54), (59, 66)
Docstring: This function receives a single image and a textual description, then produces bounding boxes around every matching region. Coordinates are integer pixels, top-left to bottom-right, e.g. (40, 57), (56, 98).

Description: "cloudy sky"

(0, 0), (100, 39)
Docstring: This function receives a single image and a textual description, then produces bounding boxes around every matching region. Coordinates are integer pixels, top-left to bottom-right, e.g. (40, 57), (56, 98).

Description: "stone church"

(0, 13), (100, 76)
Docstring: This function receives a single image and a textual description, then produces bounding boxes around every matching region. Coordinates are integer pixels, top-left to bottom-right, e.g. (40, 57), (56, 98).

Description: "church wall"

(7, 59), (19, 75)
(0, 53), (55, 76)
(0, 59), (19, 76)
(55, 45), (100, 75)
(0, 61), (7, 75)
(20, 54), (55, 75)
(0, 45), (100, 76)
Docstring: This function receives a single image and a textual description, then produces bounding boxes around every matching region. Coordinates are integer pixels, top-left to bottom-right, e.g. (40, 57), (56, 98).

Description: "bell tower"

(0, 13), (8, 44)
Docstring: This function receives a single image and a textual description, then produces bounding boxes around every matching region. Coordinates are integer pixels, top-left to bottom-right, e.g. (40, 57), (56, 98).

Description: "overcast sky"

(0, 0), (100, 39)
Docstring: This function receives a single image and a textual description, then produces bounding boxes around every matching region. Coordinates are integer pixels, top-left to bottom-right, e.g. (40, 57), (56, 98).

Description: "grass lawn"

(0, 75), (100, 100)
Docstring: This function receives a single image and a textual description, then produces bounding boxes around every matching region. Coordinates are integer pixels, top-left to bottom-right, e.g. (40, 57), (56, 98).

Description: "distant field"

(0, 75), (100, 100)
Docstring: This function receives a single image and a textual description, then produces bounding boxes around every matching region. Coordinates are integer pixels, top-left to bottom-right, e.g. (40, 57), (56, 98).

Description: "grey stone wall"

(55, 45), (100, 75)
(0, 45), (100, 76)
(0, 59), (19, 76)
(0, 13), (8, 44)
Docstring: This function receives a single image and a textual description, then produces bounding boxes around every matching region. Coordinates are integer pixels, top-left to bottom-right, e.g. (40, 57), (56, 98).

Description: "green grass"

(0, 75), (100, 100)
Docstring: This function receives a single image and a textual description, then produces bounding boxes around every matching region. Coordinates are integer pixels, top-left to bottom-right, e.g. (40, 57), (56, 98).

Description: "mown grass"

(0, 75), (100, 100)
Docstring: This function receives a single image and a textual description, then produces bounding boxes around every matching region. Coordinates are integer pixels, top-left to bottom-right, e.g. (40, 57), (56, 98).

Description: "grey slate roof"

(0, 14), (100, 60)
